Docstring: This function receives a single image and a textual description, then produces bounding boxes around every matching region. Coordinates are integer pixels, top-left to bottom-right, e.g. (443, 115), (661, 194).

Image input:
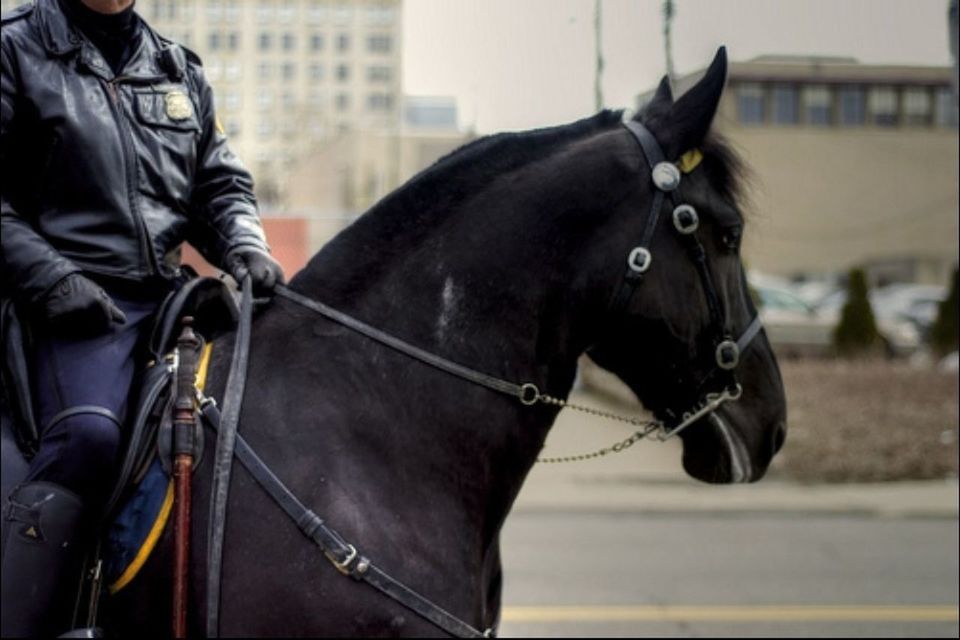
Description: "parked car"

(752, 282), (920, 358)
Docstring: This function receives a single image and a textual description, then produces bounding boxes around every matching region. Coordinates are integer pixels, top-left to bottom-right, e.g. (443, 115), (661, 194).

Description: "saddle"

(0, 275), (236, 525)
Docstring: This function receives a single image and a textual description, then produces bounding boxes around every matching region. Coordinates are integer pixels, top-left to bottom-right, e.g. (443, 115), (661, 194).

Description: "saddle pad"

(104, 341), (214, 593)
(104, 457), (173, 593)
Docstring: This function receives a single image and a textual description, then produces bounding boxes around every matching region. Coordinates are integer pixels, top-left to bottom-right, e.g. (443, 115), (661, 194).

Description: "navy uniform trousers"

(26, 288), (166, 507)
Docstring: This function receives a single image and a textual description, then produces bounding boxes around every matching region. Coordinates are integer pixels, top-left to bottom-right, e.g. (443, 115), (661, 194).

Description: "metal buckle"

(715, 339), (740, 370)
(327, 544), (358, 576)
(672, 204), (699, 235)
(627, 247), (652, 274)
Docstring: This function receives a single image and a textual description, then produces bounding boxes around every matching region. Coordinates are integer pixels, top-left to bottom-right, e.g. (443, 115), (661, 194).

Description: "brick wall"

(180, 218), (311, 281)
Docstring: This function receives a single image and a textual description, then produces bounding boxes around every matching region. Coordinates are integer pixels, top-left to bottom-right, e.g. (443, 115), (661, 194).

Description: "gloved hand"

(224, 247), (285, 295)
(37, 273), (126, 338)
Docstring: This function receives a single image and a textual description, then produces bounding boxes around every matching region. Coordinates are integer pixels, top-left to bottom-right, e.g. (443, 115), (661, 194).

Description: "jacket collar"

(36, 0), (168, 82)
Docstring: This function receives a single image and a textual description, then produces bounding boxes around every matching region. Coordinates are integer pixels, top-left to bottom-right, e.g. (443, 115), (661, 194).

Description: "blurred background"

(4, 0), (955, 635)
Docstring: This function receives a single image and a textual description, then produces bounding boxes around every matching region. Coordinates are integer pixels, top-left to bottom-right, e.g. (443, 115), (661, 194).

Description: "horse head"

(587, 48), (787, 483)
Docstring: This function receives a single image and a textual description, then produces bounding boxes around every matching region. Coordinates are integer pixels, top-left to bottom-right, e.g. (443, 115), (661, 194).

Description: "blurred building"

(638, 55), (959, 286)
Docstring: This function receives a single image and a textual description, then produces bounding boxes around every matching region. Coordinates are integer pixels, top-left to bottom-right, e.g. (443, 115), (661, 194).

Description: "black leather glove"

(37, 274), (127, 338)
(224, 247), (285, 295)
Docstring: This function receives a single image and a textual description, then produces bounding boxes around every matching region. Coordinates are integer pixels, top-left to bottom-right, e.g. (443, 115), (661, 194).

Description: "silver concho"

(672, 204), (699, 234)
(627, 247), (652, 273)
(651, 161), (681, 192)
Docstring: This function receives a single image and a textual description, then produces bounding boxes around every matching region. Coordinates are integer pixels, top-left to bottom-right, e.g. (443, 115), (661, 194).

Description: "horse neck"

(285, 126), (637, 527)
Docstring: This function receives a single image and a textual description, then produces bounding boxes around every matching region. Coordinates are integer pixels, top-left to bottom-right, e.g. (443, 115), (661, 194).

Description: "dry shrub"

(770, 359), (959, 483)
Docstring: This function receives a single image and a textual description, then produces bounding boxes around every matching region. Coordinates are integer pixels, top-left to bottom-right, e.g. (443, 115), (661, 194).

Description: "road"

(498, 510), (959, 637)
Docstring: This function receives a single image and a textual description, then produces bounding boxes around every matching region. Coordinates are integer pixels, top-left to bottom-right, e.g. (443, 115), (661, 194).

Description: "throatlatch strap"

(206, 276), (253, 637)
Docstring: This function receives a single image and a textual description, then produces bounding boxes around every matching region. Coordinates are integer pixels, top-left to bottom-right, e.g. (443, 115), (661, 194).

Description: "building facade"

(639, 56), (959, 286)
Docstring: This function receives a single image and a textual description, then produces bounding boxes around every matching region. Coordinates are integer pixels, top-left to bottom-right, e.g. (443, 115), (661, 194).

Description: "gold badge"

(164, 91), (193, 121)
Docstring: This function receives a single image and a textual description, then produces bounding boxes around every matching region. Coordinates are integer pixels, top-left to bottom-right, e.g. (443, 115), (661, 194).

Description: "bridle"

(203, 119), (766, 638)
(608, 120), (764, 440)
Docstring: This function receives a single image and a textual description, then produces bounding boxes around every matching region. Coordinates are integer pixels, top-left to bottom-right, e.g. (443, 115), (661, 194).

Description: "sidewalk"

(513, 391), (959, 518)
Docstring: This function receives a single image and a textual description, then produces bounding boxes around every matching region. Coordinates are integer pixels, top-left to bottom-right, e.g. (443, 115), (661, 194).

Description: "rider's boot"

(1, 481), (86, 638)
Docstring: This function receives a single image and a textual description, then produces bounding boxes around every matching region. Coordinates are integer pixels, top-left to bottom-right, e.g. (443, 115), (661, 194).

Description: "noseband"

(611, 120), (763, 439)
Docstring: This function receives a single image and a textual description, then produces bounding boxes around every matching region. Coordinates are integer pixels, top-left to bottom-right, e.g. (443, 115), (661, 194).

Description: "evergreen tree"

(930, 268), (959, 356)
(833, 268), (879, 357)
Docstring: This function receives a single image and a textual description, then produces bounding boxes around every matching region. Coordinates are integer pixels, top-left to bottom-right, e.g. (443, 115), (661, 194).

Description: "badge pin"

(165, 91), (193, 121)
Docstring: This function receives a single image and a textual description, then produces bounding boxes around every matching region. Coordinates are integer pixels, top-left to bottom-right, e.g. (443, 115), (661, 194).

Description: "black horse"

(108, 48), (786, 636)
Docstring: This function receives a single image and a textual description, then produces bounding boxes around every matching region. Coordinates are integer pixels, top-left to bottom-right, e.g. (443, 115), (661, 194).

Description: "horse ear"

(662, 46), (728, 157)
(637, 75), (674, 121)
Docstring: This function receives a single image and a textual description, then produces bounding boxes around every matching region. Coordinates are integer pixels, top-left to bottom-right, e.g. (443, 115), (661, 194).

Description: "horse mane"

(354, 109), (626, 227)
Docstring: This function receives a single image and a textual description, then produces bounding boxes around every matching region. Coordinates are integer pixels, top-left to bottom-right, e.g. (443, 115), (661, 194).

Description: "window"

(227, 32), (240, 51)
(223, 91), (241, 112)
(367, 35), (392, 53)
(902, 87), (932, 126)
(838, 86), (865, 125)
(365, 6), (395, 25)
(309, 120), (326, 138)
(281, 92), (296, 109)
(336, 92), (350, 111)
(337, 34), (351, 52)
(282, 33), (296, 51)
(771, 84), (798, 124)
(259, 32), (273, 51)
(258, 120), (275, 138)
(310, 33), (325, 52)
(802, 85), (831, 125)
(225, 61), (242, 82)
(367, 93), (393, 111)
(225, 119), (241, 138)
(258, 62), (273, 81)
(307, 2), (327, 24)
(869, 86), (898, 126)
(935, 86), (959, 127)
(256, 2), (274, 22)
(257, 91), (273, 109)
(310, 64), (325, 81)
(336, 64), (350, 82)
(282, 62), (297, 81)
(208, 32), (221, 51)
(278, 0), (296, 23)
(206, 0), (222, 23)
(736, 83), (765, 125)
(367, 66), (392, 83)
(206, 59), (222, 82)
(223, 0), (240, 23)
(308, 91), (325, 107)
(333, 5), (352, 25)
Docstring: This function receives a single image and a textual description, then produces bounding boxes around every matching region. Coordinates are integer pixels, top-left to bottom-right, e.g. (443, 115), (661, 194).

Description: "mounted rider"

(0, 0), (284, 635)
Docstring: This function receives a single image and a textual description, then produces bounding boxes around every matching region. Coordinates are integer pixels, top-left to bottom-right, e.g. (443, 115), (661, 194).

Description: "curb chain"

(534, 393), (663, 464)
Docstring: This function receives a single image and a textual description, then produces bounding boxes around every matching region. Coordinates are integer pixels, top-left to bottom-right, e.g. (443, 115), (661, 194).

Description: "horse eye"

(721, 226), (742, 252)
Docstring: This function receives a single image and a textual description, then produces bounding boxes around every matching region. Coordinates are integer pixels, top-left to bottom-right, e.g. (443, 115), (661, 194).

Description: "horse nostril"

(772, 421), (786, 455)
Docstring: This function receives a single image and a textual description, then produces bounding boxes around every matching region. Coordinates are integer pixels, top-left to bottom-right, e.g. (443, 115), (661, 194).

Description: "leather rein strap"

(205, 276), (253, 637)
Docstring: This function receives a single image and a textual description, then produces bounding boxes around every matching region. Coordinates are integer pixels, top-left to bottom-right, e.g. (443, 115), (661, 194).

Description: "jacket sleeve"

(0, 39), (79, 302)
(186, 61), (270, 268)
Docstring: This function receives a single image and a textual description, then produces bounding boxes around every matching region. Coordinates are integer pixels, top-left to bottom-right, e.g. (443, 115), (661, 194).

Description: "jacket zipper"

(105, 77), (160, 277)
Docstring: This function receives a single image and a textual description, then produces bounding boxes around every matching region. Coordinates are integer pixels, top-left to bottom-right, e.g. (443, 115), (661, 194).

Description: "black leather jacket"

(1, 0), (269, 302)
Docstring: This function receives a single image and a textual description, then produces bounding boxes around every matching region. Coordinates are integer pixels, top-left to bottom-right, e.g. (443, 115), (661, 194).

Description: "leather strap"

(275, 285), (525, 401)
(197, 401), (490, 638)
(206, 276), (253, 637)
(44, 405), (121, 431)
